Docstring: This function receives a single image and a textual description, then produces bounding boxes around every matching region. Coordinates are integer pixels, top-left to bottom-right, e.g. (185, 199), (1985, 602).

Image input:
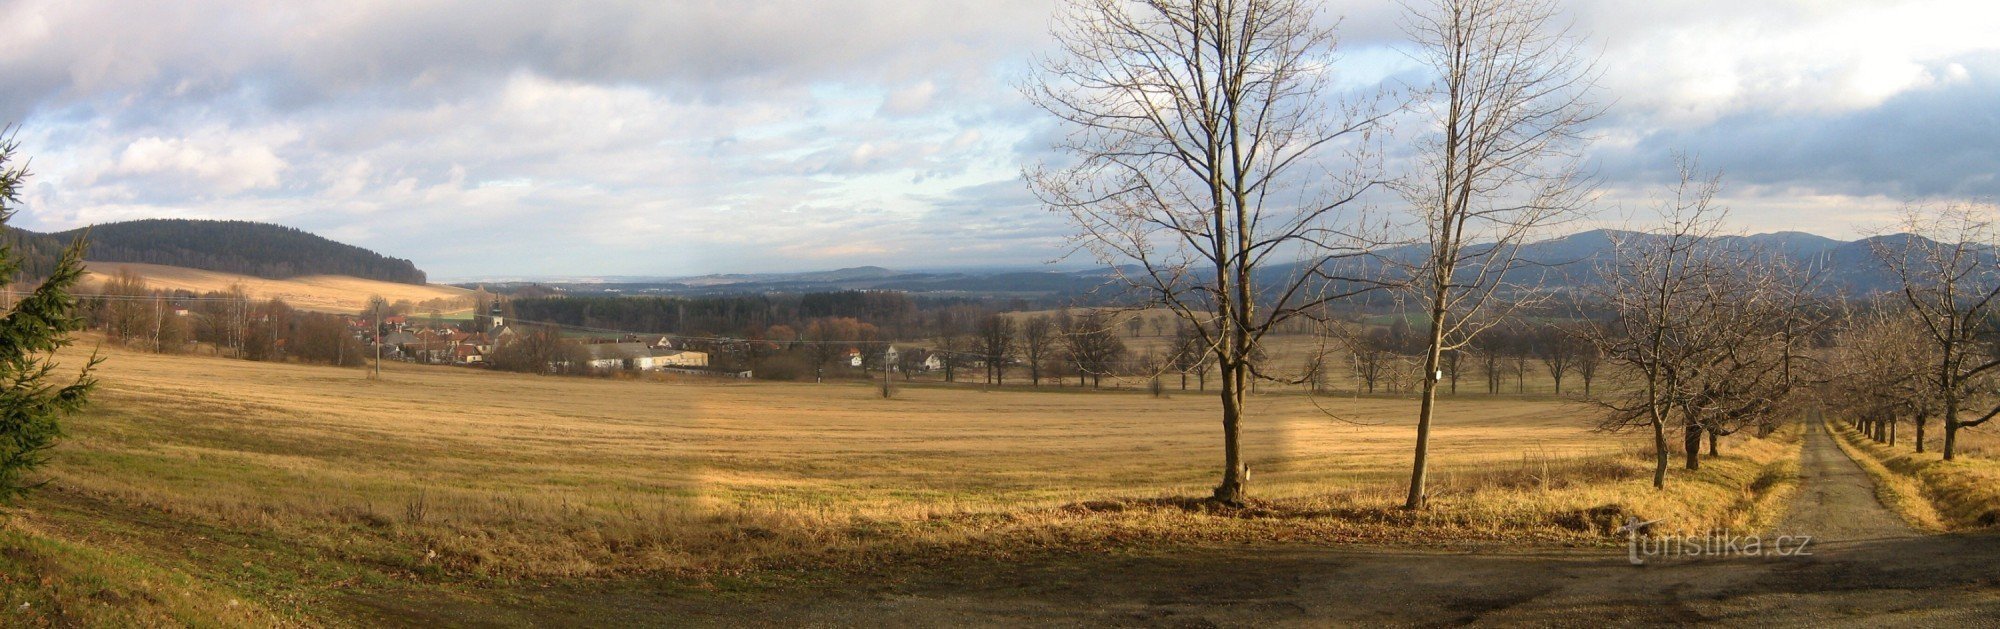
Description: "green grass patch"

(0, 515), (279, 626)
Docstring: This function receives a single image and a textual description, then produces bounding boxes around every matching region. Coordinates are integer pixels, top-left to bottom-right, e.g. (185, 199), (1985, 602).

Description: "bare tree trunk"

(1215, 360), (1247, 505)
(1651, 418), (1668, 490)
(1406, 304), (1448, 509)
(1944, 398), (1960, 460)
(1916, 412), (1927, 453)
(1683, 424), (1702, 471)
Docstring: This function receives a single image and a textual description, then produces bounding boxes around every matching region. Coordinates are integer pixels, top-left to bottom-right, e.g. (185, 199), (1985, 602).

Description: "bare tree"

(1582, 158), (1824, 486)
(1441, 347), (1463, 394)
(975, 314), (1019, 386)
(1062, 310), (1128, 389)
(1167, 322), (1204, 390)
(1510, 339), (1532, 394)
(896, 347), (930, 382)
(488, 325), (586, 375)
(1342, 324), (1395, 394)
(1873, 203), (2000, 460)
(1526, 325), (1570, 394)
(101, 269), (152, 343)
(934, 321), (966, 383)
(1020, 315), (1056, 386)
(1673, 256), (1827, 465)
(1473, 334), (1507, 394)
(1828, 304), (1920, 445)
(1029, 0), (1389, 504)
(1568, 322), (1602, 396)
(1396, 0), (1600, 509)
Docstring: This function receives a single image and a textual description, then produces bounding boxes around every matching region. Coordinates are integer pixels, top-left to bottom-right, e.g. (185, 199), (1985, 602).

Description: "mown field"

(0, 337), (1802, 624)
(82, 261), (475, 314)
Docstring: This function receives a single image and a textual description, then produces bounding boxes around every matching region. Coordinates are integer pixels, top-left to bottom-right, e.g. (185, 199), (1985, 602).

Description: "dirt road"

(1779, 421), (1912, 542)
(357, 424), (2000, 626)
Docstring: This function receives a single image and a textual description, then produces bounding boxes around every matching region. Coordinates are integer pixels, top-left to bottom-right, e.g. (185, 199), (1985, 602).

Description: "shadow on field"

(337, 530), (2000, 626)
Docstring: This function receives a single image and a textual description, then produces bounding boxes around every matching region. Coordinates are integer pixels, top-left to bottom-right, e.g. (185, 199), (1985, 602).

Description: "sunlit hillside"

(82, 261), (475, 314)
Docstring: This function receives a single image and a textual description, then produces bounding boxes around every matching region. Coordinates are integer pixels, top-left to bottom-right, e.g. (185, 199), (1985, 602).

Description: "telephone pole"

(373, 301), (382, 379)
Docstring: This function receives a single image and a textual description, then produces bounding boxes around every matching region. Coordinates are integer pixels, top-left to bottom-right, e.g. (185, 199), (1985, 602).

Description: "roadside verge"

(1830, 422), (2000, 532)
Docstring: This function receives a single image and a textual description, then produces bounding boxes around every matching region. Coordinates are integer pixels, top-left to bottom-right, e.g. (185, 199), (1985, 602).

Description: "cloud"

(108, 133), (290, 194)
(0, 0), (1993, 278)
(1589, 50), (2000, 232)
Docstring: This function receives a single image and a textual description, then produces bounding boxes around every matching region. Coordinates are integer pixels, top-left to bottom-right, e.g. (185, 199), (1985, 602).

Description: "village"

(357, 304), (728, 375)
(347, 302), (961, 380)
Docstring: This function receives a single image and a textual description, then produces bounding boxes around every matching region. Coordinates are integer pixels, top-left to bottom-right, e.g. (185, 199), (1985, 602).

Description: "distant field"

(82, 261), (475, 314)
(5, 338), (1800, 622)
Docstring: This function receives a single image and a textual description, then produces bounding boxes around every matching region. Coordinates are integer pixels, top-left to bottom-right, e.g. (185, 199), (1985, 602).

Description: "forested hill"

(1, 219), (428, 284)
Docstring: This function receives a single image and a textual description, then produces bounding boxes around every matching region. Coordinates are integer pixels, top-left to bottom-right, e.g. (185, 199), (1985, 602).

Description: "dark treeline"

(508, 291), (1032, 340)
(3, 219), (427, 284)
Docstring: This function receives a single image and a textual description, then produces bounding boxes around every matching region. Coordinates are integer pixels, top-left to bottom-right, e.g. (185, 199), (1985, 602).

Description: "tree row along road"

(356, 422), (2000, 626)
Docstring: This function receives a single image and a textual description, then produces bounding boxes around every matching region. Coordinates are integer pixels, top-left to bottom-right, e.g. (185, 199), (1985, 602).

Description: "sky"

(1, 0), (1995, 280)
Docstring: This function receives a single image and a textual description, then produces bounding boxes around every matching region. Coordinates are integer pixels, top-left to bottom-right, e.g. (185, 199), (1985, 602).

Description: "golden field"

(82, 261), (475, 314)
(2, 337), (1801, 623)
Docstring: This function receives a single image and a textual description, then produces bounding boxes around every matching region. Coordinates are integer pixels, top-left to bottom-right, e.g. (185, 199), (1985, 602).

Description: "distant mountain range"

(2, 219), (429, 285)
(1344, 228), (1935, 296)
(465, 264), (1122, 298)
(0, 218), (1935, 299)
(468, 229), (1934, 300)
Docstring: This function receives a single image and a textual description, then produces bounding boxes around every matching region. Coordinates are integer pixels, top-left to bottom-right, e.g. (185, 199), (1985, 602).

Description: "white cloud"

(109, 133), (289, 193)
(1578, 0), (2000, 126)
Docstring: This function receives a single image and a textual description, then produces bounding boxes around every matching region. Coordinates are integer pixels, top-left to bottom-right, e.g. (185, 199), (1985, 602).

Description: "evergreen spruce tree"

(0, 130), (98, 503)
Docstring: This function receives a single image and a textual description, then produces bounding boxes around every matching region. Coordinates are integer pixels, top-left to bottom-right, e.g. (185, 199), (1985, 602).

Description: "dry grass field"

(2, 336), (1801, 623)
(82, 261), (475, 314)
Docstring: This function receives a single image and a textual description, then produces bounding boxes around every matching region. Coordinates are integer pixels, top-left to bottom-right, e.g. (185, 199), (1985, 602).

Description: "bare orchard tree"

(1830, 302), (1936, 450)
(1397, 0), (1600, 509)
(1028, 0), (1389, 504)
(1674, 258), (1828, 466)
(1873, 203), (2000, 460)
(1584, 159), (1748, 488)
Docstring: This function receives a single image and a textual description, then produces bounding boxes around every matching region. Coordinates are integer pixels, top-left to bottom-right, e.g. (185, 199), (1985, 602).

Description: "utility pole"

(152, 295), (163, 353)
(373, 301), (382, 379)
